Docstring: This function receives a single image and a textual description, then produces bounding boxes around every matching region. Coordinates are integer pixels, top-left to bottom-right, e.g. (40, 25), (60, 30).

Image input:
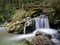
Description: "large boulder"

(30, 35), (53, 45)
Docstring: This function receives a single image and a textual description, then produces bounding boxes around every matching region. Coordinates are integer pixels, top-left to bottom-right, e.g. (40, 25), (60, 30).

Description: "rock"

(30, 35), (54, 45)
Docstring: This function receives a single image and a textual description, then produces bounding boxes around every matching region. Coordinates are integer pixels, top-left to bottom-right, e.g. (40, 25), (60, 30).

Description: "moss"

(0, 15), (5, 24)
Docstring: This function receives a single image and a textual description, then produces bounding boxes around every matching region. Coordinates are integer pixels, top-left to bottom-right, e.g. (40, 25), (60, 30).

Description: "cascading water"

(40, 15), (45, 28)
(24, 22), (26, 34)
(8, 15), (60, 44)
(34, 15), (50, 29)
(44, 16), (50, 28)
(33, 15), (60, 44)
(23, 17), (31, 34)
(34, 17), (40, 29)
(0, 26), (6, 31)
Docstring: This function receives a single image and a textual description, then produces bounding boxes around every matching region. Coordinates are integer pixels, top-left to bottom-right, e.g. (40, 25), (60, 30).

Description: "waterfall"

(23, 17), (31, 34)
(23, 15), (50, 34)
(34, 15), (60, 43)
(44, 16), (50, 28)
(34, 17), (40, 29)
(24, 22), (26, 34)
(34, 15), (50, 29)
(8, 15), (60, 44)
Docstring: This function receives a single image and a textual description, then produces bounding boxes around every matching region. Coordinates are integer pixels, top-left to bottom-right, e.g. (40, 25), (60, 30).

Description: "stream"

(0, 27), (27, 45)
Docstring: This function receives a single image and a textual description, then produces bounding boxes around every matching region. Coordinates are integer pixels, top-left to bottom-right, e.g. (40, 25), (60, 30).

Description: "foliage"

(12, 9), (26, 22)
(48, 11), (55, 24)
(0, 15), (5, 24)
(3, 5), (16, 21)
(0, 0), (16, 24)
(0, 0), (60, 32)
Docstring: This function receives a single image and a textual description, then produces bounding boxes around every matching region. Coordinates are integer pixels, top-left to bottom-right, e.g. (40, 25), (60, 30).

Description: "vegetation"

(0, 0), (60, 23)
(0, 0), (60, 45)
(0, 0), (59, 33)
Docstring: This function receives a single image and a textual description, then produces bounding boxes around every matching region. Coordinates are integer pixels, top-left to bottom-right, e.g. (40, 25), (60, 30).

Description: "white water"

(34, 15), (60, 43)
(0, 26), (6, 31)
(33, 29), (57, 35)
(45, 17), (50, 28)
(8, 15), (60, 43)
(24, 22), (26, 34)
(34, 15), (50, 29)
(23, 17), (31, 34)
(23, 15), (50, 34)
(34, 17), (40, 29)
(8, 33), (35, 41)
(8, 28), (58, 41)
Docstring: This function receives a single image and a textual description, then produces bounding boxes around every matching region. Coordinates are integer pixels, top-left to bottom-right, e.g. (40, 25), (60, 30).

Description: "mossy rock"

(7, 22), (23, 33)
(14, 23), (23, 33)
(7, 23), (15, 30)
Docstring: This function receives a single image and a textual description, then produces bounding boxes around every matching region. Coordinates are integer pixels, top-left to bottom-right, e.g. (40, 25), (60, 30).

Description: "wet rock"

(30, 35), (54, 45)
